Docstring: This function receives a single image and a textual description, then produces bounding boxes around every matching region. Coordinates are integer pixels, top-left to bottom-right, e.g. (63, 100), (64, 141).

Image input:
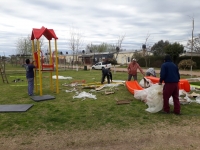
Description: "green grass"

(1, 65), (200, 137)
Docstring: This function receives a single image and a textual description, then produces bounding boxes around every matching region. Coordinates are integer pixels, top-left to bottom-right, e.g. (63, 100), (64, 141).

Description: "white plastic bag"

(73, 91), (97, 100)
(134, 84), (163, 113)
(139, 78), (153, 88)
(145, 84), (163, 113)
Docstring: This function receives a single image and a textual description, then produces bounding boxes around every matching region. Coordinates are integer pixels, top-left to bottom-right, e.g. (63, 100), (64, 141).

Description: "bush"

(107, 58), (117, 65)
(178, 59), (196, 70)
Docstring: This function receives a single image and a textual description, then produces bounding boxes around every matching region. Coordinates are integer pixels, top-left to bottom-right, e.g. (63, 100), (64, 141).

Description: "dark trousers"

(128, 74), (137, 81)
(163, 82), (180, 114)
(101, 74), (110, 84)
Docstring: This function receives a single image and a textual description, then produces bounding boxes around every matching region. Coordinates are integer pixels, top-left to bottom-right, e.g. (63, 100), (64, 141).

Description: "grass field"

(1, 64), (200, 149)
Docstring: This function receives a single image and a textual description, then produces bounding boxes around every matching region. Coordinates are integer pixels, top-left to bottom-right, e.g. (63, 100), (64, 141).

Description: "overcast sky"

(0, 0), (199, 56)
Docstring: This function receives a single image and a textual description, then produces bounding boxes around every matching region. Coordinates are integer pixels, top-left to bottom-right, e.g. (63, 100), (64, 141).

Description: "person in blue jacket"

(25, 59), (35, 96)
(159, 55), (181, 115)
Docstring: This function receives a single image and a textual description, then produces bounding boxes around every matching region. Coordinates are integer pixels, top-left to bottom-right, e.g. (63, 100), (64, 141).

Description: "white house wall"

(114, 51), (134, 64)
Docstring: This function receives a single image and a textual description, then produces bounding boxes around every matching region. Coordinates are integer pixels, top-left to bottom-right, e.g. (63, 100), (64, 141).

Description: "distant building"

(78, 52), (114, 65)
(180, 51), (200, 57)
(114, 51), (134, 65)
(114, 50), (153, 65)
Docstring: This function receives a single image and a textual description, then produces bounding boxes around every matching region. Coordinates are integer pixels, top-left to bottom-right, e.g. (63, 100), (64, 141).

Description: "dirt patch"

(1, 121), (200, 150)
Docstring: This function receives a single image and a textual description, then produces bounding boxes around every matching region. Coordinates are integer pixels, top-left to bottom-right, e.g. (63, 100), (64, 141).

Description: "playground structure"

(31, 26), (59, 96)
(126, 76), (191, 95)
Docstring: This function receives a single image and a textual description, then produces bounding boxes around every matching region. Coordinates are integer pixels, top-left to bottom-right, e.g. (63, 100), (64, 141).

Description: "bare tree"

(16, 35), (32, 55)
(69, 28), (84, 65)
(16, 35), (44, 55)
(115, 34), (125, 60)
(186, 34), (200, 53)
(143, 33), (151, 67)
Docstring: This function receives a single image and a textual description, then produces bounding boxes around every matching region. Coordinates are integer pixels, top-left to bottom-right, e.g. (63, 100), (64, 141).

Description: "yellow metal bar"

(31, 40), (38, 93)
(37, 40), (43, 96)
(55, 39), (59, 94)
(49, 40), (53, 91)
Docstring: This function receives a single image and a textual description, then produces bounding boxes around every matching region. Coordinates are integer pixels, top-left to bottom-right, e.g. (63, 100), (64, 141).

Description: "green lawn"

(1, 65), (200, 136)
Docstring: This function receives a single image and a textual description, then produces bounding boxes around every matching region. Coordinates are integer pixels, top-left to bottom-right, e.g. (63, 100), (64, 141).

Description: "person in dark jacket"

(25, 59), (35, 96)
(101, 68), (112, 84)
(159, 55), (181, 115)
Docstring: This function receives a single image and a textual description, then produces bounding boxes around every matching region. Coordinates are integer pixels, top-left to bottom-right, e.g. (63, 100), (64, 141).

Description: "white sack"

(52, 75), (72, 79)
(134, 84), (163, 113)
(73, 91), (97, 100)
(145, 84), (163, 113)
(139, 78), (153, 88)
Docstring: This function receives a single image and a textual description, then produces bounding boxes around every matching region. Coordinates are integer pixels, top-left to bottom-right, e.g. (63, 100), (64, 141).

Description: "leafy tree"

(98, 43), (108, 52)
(133, 50), (142, 61)
(164, 42), (184, 62)
(151, 40), (170, 56)
(86, 43), (115, 53)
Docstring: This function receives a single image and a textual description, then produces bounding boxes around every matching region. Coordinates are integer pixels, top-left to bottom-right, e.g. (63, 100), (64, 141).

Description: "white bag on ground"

(134, 84), (163, 113)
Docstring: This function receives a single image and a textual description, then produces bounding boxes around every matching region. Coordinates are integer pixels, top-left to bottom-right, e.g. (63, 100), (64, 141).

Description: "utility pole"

(191, 18), (194, 59)
(190, 17), (194, 77)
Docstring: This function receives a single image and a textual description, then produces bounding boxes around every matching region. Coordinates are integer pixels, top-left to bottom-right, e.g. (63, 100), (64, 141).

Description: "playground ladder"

(0, 59), (9, 84)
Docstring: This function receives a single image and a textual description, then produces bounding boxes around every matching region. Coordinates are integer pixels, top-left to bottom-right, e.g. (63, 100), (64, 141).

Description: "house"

(49, 50), (153, 66)
(113, 51), (134, 65)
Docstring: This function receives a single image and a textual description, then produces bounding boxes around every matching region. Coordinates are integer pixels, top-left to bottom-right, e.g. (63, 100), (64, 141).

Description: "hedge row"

(137, 56), (200, 69)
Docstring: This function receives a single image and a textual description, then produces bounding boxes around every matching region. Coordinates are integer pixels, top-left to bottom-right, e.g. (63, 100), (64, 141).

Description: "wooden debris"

(95, 85), (105, 91)
(116, 100), (131, 105)
(105, 90), (115, 95)
(82, 86), (96, 89)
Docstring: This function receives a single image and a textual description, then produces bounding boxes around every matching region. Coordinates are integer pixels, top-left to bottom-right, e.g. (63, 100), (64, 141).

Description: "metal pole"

(191, 18), (194, 77)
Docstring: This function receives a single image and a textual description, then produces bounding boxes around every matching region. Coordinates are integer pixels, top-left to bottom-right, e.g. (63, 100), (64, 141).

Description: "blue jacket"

(159, 60), (180, 83)
(25, 64), (35, 78)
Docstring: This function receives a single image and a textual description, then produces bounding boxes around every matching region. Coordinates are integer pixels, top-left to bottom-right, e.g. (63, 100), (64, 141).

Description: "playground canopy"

(31, 26), (58, 40)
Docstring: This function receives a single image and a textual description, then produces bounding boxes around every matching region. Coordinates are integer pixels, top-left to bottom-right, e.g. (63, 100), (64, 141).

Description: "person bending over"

(101, 68), (112, 84)
(146, 68), (156, 77)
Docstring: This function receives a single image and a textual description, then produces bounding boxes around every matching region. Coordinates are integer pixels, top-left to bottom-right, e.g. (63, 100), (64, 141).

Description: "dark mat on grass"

(31, 95), (55, 102)
(0, 104), (33, 112)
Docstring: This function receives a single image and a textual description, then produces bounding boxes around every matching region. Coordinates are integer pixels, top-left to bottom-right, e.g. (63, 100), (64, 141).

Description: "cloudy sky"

(0, 0), (199, 56)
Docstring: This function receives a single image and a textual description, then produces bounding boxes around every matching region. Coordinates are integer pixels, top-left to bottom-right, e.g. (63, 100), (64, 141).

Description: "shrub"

(178, 59), (196, 70)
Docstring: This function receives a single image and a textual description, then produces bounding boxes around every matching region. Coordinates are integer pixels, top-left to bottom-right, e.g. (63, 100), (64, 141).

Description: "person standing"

(127, 58), (145, 81)
(159, 55), (181, 115)
(25, 59), (35, 96)
(101, 68), (112, 84)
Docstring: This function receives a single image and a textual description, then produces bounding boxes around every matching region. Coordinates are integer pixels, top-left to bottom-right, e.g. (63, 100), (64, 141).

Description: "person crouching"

(101, 68), (112, 84)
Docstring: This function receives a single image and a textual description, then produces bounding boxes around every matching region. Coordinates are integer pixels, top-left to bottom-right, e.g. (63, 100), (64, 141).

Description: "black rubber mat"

(31, 95), (55, 102)
(0, 104), (33, 112)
